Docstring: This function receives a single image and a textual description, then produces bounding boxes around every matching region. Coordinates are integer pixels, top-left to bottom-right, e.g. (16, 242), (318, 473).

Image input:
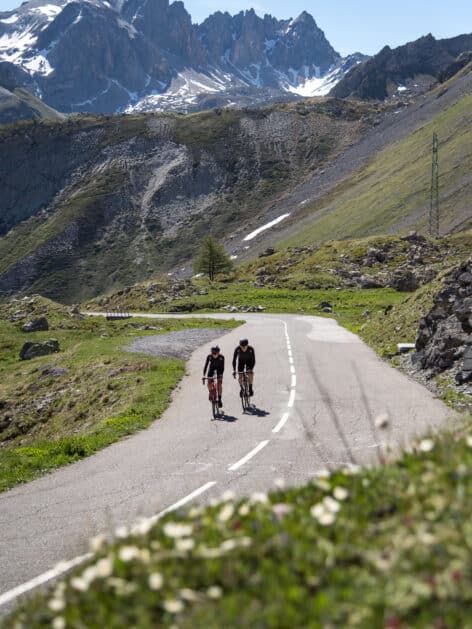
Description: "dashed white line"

(0, 481), (218, 609)
(0, 554), (93, 608)
(291, 374), (297, 388)
(272, 413), (290, 434)
(155, 481), (217, 518)
(228, 440), (270, 471)
(290, 365), (295, 374)
(288, 389), (296, 408)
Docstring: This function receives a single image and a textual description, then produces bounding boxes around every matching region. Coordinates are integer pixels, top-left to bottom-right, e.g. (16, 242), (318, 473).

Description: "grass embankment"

(280, 90), (472, 247)
(6, 422), (472, 628)
(0, 297), (239, 492)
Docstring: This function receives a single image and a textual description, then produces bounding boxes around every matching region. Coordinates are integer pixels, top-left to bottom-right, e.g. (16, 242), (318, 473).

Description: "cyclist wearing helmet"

(203, 346), (225, 408)
(232, 338), (256, 396)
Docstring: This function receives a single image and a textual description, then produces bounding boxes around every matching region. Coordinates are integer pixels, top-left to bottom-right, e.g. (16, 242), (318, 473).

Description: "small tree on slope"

(193, 236), (233, 281)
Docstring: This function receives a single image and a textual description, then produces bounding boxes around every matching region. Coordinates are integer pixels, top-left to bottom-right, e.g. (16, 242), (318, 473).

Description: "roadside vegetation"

(6, 418), (472, 628)
(0, 297), (239, 492)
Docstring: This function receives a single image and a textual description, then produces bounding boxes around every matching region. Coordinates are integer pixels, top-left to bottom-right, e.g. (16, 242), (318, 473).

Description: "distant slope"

(0, 98), (378, 302)
(231, 66), (472, 258)
(331, 33), (472, 100)
(0, 85), (64, 124)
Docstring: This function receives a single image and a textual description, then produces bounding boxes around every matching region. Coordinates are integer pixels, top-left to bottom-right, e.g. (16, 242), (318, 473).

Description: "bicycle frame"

(203, 376), (219, 418)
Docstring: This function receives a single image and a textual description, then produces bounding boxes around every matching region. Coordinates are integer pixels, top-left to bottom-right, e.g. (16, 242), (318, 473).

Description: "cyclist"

(232, 338), (256, 397)
(203, 346), (225, 408)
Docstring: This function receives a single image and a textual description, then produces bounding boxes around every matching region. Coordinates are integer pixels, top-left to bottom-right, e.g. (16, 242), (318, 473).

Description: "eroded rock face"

(415, 256), (472, 377)
(20, 339), (60, 360)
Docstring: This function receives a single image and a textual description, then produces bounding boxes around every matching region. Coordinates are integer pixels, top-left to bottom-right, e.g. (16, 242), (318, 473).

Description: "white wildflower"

(188, 506), (203, 518)
(131, 517), (154, 536)
(314, 478), (331, 492)
(139, 548), (151, 564)
(466, 435), (472, 448)
(70, 577), (88, 592)
(48, 598), (65, 612)
(52, 617), (66, 629)
(207, 585), (223, 599)
(317, 511), (336, 526)
(89, 534), (107, 553)
(375, 413), (390, 429)
(221, 490), (236, 501)
(118, 546), (141, 562)
(180, 588), (198, 602)
(218, 503), (235, 522)
(274, 478), (286, 489)
(238, 503), (250, 516)
(163, 599), (184, 614)
(114, 525), (129, 539)
(333, 487), (349, 501)
(310, 503), (325, 520)
(163, 522), (193, 538)
(82, 566), (98, 585)
(323, 496), (340, 513)
(220, 539), (238, 552)
(239, 536), (252, 548)
(250, 492), (268, 504)
(95, 557), (113, 578)
(419, 438), (435, 452)
(315, 469), (331, 479)
(176, 538), (195, 552)
(344, 465), (361, 475)
(148, 572), (163, 590)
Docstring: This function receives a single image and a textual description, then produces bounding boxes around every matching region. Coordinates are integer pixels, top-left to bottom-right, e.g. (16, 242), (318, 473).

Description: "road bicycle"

(203, 375), (220, 419)
(236, 370), (252, 413)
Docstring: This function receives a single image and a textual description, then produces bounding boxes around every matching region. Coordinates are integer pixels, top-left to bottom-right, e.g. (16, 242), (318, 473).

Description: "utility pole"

(429, 133), (439, 238)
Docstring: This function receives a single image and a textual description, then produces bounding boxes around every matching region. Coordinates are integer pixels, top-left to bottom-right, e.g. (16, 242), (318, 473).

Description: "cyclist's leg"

(247, 369), (254, 395)
(217, 375), (223, 398)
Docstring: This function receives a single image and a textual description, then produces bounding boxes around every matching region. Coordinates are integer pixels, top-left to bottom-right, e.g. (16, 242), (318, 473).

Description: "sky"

(0, 0), (471, 56)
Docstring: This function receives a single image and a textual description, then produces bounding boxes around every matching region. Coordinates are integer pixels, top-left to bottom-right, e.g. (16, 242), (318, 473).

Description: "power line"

(429, 133), (439, 238)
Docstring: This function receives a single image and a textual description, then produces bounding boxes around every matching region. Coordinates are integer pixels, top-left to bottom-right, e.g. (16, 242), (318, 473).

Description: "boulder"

(390, 270), (419, 292)
(259, 247), (276, 258)
(22, 317), (49, 332)
(20, 339), (60, 360)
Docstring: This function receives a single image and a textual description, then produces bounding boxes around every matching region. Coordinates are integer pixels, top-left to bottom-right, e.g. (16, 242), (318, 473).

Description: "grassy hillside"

(279, 89), (472, 248)
(0, 296), (239, 491)
(0, 99), (377, 303)
(0, 86), (64, 125)
(6, 417), (472, 627)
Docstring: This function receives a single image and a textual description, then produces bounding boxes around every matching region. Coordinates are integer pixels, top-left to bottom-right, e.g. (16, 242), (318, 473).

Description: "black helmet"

(239, 338), (249, 346)
(211, 346), (220, 353)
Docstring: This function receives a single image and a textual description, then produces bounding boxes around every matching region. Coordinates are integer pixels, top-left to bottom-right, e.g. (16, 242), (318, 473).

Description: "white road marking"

(0, 554), (92, 608)
(0, 481), (217, 609)
(154, 481), (217, 518)
(228, 441), (270, 471)
(288, 389), (296, 408)
(273, 413), (290, 434)
(290, 365), (295, 374)
(291, 375), (297, 388)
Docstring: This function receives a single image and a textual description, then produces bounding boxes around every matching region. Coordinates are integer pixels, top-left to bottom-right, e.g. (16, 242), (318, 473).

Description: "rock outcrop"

(22, 317), (49, 332)
(20, 339), (60, 360)
(331, 33), (472, 100)
(415, 257), (472, 380)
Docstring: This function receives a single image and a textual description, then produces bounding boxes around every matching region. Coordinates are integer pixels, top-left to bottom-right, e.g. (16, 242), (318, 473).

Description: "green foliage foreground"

(6, 423), (472, 628)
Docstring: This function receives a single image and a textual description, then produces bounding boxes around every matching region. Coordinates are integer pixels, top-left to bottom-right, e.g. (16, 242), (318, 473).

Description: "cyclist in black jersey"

(232, 338), (256, 396)
(203, 346), (225, 408)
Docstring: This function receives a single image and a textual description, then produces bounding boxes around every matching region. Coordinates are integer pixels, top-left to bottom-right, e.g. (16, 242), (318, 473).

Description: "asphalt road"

(0, 313), (456, 609)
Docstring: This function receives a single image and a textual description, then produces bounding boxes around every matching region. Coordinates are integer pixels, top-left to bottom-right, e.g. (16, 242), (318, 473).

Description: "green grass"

(0, 297), (241, 491)
(6, 419), (472, 628)
(281, 92), (472, 247)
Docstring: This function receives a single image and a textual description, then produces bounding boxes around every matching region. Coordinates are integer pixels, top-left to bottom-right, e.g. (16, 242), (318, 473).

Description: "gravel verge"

(124, 328), (230, 360)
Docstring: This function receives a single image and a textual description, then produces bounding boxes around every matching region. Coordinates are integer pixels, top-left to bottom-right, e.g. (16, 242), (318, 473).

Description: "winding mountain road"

(0, 313), (456, 609)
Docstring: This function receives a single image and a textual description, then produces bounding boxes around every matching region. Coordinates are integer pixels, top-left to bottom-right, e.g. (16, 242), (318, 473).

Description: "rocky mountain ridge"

(0, 0), (365, 114)
(332, 33), (472, 100)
